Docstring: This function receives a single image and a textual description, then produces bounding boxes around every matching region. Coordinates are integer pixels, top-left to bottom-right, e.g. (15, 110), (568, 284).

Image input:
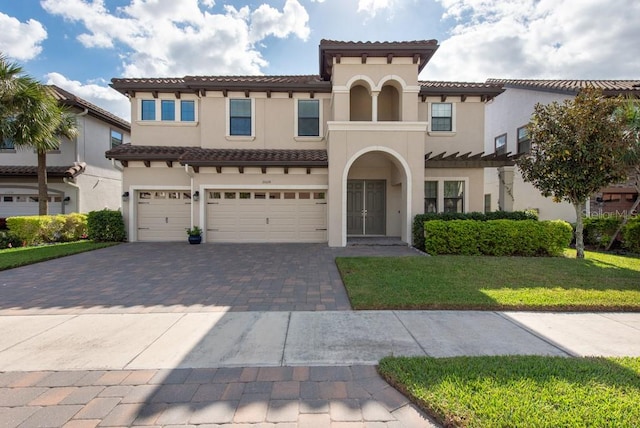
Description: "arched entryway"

(342, 148), (412, 245)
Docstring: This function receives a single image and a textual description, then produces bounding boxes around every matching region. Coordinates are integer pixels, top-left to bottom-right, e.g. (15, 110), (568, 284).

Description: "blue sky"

(1, 0), (639, 121)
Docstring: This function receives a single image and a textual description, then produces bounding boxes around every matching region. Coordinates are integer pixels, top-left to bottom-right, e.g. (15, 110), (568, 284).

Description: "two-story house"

(106, 40), (509, 246)
(484, 79), (640, 221)
(0, 85), (131, 217)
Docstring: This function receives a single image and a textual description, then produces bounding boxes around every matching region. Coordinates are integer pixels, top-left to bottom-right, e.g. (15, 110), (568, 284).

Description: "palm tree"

(1, 54), (78, 215)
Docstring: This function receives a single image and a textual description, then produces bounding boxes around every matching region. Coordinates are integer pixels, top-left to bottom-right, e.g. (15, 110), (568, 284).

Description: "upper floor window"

(517, 126), (530, 154)
(297, 99), (320, 137)
(495, 133), (507, 155)
(229, 98), (252, 136)
(141, 100), (155, 121)
(161, 100), (175, 121)
(181, 100), (195, 122)
(111, 130), (123, 148)
(1, 138), (15, 150)
(431, 103), (452, 131)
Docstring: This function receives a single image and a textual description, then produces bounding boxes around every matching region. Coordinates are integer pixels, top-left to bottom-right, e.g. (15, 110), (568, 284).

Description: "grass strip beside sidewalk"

(337, 250), (640, 311)
(378, 355), (640, 428)
(0, 241), (119, 271)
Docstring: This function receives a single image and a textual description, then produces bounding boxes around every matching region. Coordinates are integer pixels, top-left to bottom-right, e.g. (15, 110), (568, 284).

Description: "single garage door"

(137, 190), (191, 241)
(0, 193), (63, 217)
(206, 190), (327, 242)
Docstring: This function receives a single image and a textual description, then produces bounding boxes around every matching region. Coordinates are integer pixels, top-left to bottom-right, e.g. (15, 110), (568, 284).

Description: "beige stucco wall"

(326, 122), (426, 246)
(130, 91), (331, 151)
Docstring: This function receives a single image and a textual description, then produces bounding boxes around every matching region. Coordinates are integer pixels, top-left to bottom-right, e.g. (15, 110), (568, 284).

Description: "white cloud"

(0, 12), (47, 61)
(40, 0), (312, 77)
(424, 0), (640, 81)
(46, 72), (131, 122)
(357, 0), (397, 17)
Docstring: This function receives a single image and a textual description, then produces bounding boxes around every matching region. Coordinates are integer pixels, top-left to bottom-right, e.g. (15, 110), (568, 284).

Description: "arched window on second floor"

(377, 84), (400, 121)
(350, 84), (372, 121)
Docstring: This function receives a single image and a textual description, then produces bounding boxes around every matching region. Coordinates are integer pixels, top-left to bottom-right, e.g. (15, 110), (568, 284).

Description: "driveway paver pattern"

(0, 242), (420, 315)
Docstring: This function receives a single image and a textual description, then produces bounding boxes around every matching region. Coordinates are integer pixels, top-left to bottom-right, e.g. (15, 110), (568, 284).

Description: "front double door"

(347, 180), (386, 236)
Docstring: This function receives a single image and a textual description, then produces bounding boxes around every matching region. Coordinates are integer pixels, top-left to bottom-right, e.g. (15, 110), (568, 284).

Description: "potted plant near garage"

(187, 226), (202, 244)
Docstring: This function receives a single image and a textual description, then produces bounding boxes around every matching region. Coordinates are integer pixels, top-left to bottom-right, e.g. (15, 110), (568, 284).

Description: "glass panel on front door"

(347, 180), (386, 236)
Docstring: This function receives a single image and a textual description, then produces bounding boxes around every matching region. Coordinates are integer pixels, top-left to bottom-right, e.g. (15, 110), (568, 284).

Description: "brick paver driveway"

(0, 242), (419, 314)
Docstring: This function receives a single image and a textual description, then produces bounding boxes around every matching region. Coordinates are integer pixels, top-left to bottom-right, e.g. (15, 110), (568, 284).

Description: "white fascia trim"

(327, 121), (427, 132)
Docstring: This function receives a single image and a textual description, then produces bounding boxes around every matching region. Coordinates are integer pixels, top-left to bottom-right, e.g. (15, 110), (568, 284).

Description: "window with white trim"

(444, 181), (465, 213)
(161, 100), (175, 121)
(229, 99), (252, 136)
(297, 99), (320, 137)
(431, 103), (452, 131)
(517, 125), (530, 154)
(141, 100), (155, 121)
(424, 181), (438, 213)
(495, 133), (507, 155)
(181, 100), (195, 122)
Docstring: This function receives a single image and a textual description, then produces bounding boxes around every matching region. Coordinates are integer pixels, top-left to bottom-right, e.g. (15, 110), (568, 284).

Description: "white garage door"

(206, 190), (327, 243)
(137, 190), (191, 241)
(0, 193), (63, 217)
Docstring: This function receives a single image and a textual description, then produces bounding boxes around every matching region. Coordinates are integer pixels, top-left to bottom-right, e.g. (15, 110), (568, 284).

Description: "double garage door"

(136, 189), (327, 243)
(206, 190), (327, 243)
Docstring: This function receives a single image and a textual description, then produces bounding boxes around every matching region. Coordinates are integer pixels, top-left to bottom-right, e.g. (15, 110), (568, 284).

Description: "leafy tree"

(517, 88), (631, 258)
(0, 54), (78, 215)
(605, 98), (640, 250)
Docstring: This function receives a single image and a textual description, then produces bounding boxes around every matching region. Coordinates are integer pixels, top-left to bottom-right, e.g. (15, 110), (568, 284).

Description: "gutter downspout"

(75, 108), (89, 164)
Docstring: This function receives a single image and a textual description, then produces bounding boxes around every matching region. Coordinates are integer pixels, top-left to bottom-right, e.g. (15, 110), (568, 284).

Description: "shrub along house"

(0, 85), (131, 218)
(106, 39), (511, 246)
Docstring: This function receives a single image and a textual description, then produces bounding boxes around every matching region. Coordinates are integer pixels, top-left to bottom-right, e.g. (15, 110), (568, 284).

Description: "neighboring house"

(107, 40), (510, 246)
(484, 79), (640, 221)
(0, 85), (131, 218)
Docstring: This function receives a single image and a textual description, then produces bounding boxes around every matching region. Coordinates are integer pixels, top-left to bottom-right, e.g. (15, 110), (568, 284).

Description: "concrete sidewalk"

(2, 311), (639, 371)
(2, 310), (639, 427)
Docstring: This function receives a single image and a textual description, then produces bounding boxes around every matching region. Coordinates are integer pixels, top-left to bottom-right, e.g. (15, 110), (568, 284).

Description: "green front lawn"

(337, 250), (640, 311)
(0, 241), (120, 271)
(379, 356), (640, 428)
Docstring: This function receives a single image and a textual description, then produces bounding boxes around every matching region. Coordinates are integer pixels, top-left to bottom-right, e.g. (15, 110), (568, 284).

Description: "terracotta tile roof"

(111, 74), (331, 95)
(47, 85), (130, 131)
(183, 148), (328, 166)
(486, 79), (640, 96)
(419, 81), (504, 98)
(319, 39), (440, 80)
(0, 162), (86, 178)
(105, 144), (328, 167)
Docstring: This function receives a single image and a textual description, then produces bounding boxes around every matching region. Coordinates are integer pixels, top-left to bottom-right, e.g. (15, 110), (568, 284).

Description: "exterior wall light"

(193, 191), (200, 201)
(63, 196), (71, 205)
(122, 191), (130, 202)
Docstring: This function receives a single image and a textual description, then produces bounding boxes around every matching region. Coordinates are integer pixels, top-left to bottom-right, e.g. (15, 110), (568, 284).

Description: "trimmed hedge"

(424, 219), (573, 256)
(87, 209), (126, 242)
(622, 217), (640, 253)
(5, 213), (87, 246)
(413, 211), (539, 252)
(582, 217), (623, 249)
